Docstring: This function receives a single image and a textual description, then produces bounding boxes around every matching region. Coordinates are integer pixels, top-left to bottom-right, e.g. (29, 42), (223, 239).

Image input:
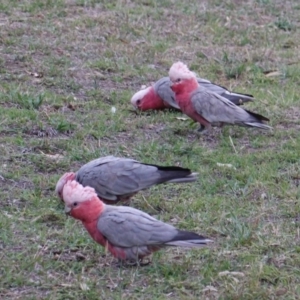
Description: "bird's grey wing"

(76, 156), (123, 200)
(78, 156), (120, 169)
(190, 88), (248, 124)
(76, 157), (161, 200)
(97, 206), (177, 247)
(197, 77), (227, 95)
(155, 77), (180, 109)
(197, 77), (254, 105)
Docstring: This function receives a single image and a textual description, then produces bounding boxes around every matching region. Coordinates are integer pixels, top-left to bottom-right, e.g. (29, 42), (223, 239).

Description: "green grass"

(1, 0), (300, 299)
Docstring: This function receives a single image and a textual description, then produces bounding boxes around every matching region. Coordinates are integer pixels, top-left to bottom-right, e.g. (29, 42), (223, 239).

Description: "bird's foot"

(197, 124), (206, 132)
(120, 199), (131, 206)
(197, 125), (211, 135)
(116, 258), (151, 268)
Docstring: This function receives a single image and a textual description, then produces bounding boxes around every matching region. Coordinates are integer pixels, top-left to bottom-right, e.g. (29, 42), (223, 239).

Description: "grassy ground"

(1, 0), (300, 299)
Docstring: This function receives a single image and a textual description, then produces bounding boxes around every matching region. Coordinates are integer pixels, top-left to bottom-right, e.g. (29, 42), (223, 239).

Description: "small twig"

(229, 135), (237, 154)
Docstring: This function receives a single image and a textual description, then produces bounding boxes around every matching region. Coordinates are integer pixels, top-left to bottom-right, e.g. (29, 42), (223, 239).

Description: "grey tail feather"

(245, 109), (269, 122)
(165, 230), (213, 248)
(166, 172), (198, 184)
(166, 230), (213, 248)
(166, 239), (213, 248)
(244, 122), (273, 130)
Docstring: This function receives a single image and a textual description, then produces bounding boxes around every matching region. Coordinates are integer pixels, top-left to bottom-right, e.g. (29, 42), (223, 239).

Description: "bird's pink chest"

(83, 220), (127, 260)
(176, 94), (197, 120)
(83, 220), (107, 247)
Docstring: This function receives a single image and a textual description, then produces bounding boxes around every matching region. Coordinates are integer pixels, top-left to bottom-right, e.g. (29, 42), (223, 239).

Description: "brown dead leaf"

(39, 151), (64, 161)
(67, 103), (76, 111)
(276, 288), (287, 296)
(265, 70), (282, 77)
(218, 271), (245, 278)
(26, 70), (44, 78)
(175, 117), (189, 121)
(106, 282), (118, 290)
(80, 282), (89, 291)
(216, 163), (236, 170)
(202, 285), (218, 295)
(76, 253), (86, 261)
(93, 71), (106, 79)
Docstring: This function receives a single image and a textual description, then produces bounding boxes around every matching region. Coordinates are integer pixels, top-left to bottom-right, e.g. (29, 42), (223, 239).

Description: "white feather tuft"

(55, 172), (76, 197)
(169, 61), (197, 82)
(62, 180), (97, 205)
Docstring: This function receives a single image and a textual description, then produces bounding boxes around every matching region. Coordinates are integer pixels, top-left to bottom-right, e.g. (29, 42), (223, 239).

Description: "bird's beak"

(64, 205), (71, 215)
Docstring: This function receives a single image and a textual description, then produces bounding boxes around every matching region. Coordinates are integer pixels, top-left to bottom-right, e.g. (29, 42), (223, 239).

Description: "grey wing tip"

(226, 91), (255, 100)
(203, 238), (214, 244)
(170, 98), (180, 109)
(166, 238), (213, 248)
(186, 172), (199, 180)
(245, 123), (273, 130)
(166, 172), (198, 184)
(194, 238), (214, 245)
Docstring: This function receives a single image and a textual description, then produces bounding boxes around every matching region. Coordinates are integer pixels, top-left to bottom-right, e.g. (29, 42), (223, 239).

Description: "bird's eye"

(136, 99), (141, 106)
(176, 78), (181, 83)
(73, 202), (78, 207)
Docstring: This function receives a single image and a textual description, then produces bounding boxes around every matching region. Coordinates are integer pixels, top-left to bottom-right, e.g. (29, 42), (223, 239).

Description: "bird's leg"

(117, 258), (151, 268)
(197, 124), (206, 132)
(116, 258), (151, 268)
(119, 194), (135, 206)
(116, 259), (124, 268)
(120, 198), (131, 206)
(197, 123), (212, 135)
(115, 259), (137, 268)
(194, 115), (211, 135)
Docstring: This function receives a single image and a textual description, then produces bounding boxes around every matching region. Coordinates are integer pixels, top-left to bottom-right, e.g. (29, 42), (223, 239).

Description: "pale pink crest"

(62, 180), (97, 206)
(55, 172), (76, 198)
(130, 86), (152, 108)
(169, 61), (196, 82)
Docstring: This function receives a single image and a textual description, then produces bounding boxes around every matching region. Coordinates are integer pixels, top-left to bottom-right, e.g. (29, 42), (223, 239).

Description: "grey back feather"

(197, 78), (253, 103)
(190, 87), (265, 126)
(97, 205), (178, 247)
(154, 77), (253, 110)
(75, 156), (195, 201)
(76, 156), (161, 201)
(154, 77), (180, 109)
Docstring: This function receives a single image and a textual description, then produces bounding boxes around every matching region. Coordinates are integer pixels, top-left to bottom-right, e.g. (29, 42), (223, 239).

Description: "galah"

(55, 156), (198, 204)
(168, 62), (272, 133)
(62, 180), (213, 262)
(130, 76), (254, 111)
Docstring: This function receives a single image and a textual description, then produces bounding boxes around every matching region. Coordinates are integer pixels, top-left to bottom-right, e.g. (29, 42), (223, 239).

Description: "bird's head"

(55, 172), (76, 200)
(169, 61), (198, 94)
(62, 180), (105, 222)
(131, 86), (151, 110)
(130, 86), (166, 111)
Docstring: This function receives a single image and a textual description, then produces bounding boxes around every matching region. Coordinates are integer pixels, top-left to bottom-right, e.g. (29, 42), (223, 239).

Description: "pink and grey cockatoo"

(130, 76), (254, 111)
(168, 62), (271, 133)
(62, 179), (212, 262)
(55, 156), (198, 204)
